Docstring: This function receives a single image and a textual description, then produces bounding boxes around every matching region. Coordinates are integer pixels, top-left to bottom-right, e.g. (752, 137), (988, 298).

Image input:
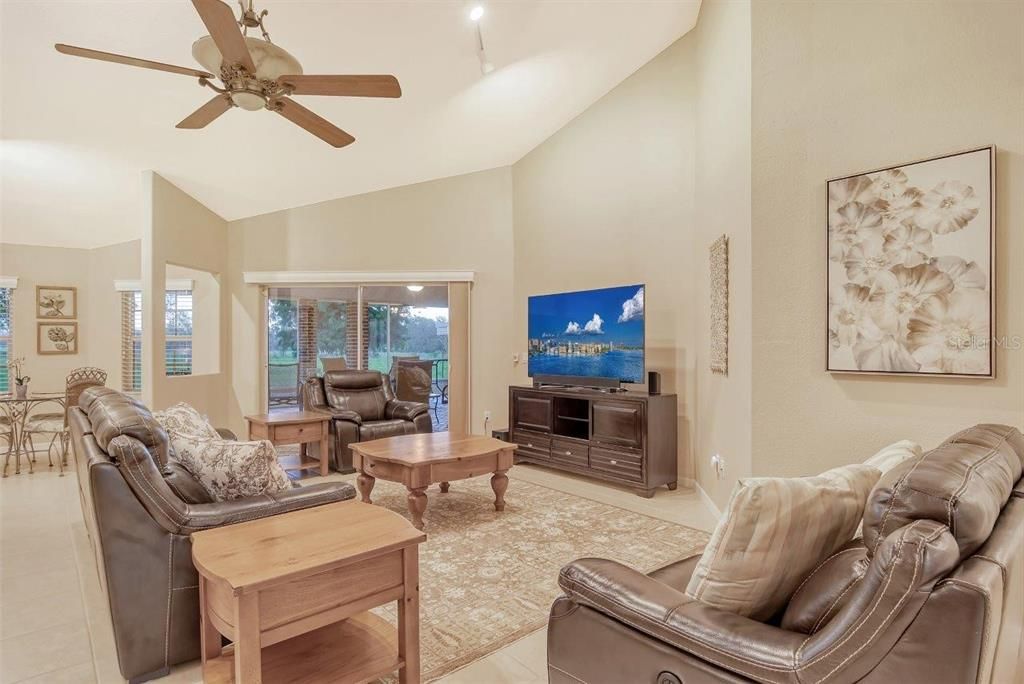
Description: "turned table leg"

(491, 469), (509, 512)
(439, 481), (450, 493)
(356, 472), (376, 504)
(407, 487), (428, 530)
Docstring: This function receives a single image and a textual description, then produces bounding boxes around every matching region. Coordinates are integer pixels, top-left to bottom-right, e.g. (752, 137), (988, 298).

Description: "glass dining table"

(1, 391), (66, 477)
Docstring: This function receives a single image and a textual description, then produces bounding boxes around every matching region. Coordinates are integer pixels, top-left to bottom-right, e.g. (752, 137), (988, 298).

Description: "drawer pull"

(527, 443), (534, 448)
(565, 450), (572, 455)
(610, 460), (618, 465)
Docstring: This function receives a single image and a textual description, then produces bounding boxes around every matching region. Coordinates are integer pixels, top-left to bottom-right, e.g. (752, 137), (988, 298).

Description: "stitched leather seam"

(873, 456), (926, 557)
(172, 585), (198, 591)
(547, 603), (581, 622)
(119, 442), (184, 534)
(547, 663), (588, 683)
(126, 442), (189, 527)
(164, 537), (172, 667)
(798, 521), (919, 668)
(972, 554), (1007, 584)
(563, 578), (788, 684)
(946, 435), (1009, 533)
(939, 578), (991, 683)
(810, 570), (865, 634)
(789, 548), (864, 608)
(813, 529), (926, 683)
(558, 572), (793, 677)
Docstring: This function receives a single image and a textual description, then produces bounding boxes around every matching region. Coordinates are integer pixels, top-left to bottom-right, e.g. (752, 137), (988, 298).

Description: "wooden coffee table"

(192, 500), (425, 684)
(245, 411), (330, 476)
(351, 433), (517, 530)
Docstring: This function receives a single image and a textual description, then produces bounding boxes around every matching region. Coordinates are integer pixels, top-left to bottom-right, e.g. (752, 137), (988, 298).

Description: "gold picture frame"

(38, 322), (78, 355)
(36, 285), (78, 319)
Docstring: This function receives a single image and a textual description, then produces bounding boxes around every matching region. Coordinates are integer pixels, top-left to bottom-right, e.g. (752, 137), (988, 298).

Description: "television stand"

(508, 385), (677, 497)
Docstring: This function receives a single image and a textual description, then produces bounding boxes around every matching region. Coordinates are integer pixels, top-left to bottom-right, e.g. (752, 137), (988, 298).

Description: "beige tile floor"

(0, 460), (718, 684)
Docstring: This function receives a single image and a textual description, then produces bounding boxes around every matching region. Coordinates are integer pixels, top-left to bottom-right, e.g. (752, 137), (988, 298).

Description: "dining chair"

(320, 356), (347, 373)
(23, 367), (107, 475)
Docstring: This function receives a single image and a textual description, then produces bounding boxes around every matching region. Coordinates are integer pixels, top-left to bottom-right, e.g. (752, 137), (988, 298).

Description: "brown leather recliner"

(548, 424), (1024, 684)
(68, 387), (356, 683)
(302, 370), (433, 474)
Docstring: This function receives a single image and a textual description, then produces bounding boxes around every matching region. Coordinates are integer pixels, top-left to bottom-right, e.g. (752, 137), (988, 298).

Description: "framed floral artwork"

(827, 146), (995, 378)
(38, 322), (78, 355)
(36, 285), (77, 319)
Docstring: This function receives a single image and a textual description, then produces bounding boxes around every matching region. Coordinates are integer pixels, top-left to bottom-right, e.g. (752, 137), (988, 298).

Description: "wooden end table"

(192, 500), (426, 684)
(245, 411), (330, 477)
(351, 433), (517, 530)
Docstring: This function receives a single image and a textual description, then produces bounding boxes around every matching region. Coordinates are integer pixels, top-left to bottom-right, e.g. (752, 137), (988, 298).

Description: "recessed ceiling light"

(407, 285), (424, 292)
(470, 6), (484, 21)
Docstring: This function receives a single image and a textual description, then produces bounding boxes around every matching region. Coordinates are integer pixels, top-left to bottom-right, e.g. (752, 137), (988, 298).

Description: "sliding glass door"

(266, 284), (450, 432)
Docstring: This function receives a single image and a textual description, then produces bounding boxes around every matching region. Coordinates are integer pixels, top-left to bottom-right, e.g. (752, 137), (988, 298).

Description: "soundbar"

(532, 374), (622, 391)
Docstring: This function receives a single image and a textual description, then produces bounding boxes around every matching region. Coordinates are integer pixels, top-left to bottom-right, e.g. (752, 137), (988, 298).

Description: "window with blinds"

(120, 291), (143, 392)
(120, 288), (194, 391)
(165, 290), (193, 376)
(0, 288), (11, 393)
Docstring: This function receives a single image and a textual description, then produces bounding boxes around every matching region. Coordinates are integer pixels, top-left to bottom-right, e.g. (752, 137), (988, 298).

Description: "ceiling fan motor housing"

(192, 35), (302, 110)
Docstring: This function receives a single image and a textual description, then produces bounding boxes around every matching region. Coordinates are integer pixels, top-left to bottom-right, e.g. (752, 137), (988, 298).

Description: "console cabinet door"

(591, 401), (643, 448)
(514, 393), (553, 433)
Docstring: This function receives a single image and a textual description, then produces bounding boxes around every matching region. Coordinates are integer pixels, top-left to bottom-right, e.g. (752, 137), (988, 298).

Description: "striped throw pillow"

(685, 464), (881, 620)
(863, 439), (922, 474)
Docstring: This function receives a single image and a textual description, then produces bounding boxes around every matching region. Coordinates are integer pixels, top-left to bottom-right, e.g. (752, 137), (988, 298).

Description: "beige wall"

(225, 167), (515, 437)
(0, 240), (140, 392)
(512, 35), (699, 482)
(749, 0), (1024, 476)
(143, 172), (231, 426)
(692, 0), (752, 509)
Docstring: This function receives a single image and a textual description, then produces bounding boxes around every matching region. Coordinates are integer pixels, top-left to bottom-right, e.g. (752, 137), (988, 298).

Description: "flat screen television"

(528, 284), (645, 384)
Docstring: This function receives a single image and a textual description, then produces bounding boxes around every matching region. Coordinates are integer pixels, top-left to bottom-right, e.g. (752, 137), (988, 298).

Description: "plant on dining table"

(7, 357), (29, 386)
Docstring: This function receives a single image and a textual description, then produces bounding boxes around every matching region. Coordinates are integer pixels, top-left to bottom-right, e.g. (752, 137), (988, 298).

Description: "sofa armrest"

(559, 558), (804, 682)
(387, 399), (428, 421)
(183, 481), (356, 531)
(215, 427), (237, 441)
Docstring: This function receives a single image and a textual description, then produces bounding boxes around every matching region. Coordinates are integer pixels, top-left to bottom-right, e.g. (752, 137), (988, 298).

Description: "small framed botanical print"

(827, 146), (995, 378)
(36, 286), (77, 319)
(38, 322), (78, 355)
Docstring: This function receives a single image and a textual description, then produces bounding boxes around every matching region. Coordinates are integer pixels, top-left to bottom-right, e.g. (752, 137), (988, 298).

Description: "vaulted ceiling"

(1, 0), (701, 248)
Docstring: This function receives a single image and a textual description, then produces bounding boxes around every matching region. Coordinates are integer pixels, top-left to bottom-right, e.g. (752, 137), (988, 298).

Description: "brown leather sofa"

(68, 387), (356, 683)
(548, 424), (1024, 684)
(302, 370), (433, 473)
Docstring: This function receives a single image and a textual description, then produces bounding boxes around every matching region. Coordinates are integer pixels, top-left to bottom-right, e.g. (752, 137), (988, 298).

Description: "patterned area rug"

(304, 472), (708, 681)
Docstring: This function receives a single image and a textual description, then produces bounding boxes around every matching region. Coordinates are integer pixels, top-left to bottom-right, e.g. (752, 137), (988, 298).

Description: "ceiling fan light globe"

(232, 92), (265, 111)
(191, 35), (302, 81)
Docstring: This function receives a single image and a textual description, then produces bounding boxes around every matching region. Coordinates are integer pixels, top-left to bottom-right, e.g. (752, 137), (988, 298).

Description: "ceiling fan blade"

(191, 0), (256, 73)
(55, 44), (213, 78)
(278, 75), (402, 98)
(274, 98), (355, 148)
(176, 95), (234, 129)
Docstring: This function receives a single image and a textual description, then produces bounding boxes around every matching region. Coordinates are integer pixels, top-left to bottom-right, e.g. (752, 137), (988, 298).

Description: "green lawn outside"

(268, 351), (447, 386)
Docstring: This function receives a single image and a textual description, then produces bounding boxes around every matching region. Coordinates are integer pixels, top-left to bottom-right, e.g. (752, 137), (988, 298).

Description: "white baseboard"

(681, 477), (722, 520)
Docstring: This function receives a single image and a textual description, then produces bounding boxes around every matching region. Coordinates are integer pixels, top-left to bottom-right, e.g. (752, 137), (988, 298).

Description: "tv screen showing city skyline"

(527, 284), (645, 383)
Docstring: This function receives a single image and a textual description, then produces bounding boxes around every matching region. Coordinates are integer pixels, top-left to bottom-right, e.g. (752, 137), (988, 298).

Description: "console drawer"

(513, 431), (550, 459)
(590, 447), (643, 483)
(551, 439), (589, 469)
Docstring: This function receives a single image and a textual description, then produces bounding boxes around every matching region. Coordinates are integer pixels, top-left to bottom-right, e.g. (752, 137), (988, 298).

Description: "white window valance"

(0, 276), (19, 289)
(114, 279), (194, 291)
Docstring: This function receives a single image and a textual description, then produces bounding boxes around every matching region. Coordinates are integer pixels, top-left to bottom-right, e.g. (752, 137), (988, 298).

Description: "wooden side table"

(192, 500), (426, 684)
(246, 411), (330, 476)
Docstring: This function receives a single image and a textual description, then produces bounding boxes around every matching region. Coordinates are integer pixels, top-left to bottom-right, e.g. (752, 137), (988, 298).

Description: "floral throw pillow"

(153, 402), (220, 440)
(168, 433), (291, 502)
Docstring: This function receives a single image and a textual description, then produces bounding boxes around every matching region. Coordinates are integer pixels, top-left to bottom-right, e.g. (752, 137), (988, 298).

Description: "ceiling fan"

(55, 0), (402, 148)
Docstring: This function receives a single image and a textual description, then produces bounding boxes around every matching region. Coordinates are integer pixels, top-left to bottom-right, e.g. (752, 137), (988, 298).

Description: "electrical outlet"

(711, 454), (726, 479)
(484, 410), (492, 421)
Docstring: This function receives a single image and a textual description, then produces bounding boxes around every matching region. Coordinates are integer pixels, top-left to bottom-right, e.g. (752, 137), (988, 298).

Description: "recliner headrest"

(862, 424), (1024, 562)
(324, 370), (384, 390)
(80, 386), (171, 467)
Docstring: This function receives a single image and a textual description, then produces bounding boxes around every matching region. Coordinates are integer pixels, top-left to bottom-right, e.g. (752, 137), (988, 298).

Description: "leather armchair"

(548, 424), (1024, 684)
(302, 370), (432, 473)
(68, 386), (356, 683)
